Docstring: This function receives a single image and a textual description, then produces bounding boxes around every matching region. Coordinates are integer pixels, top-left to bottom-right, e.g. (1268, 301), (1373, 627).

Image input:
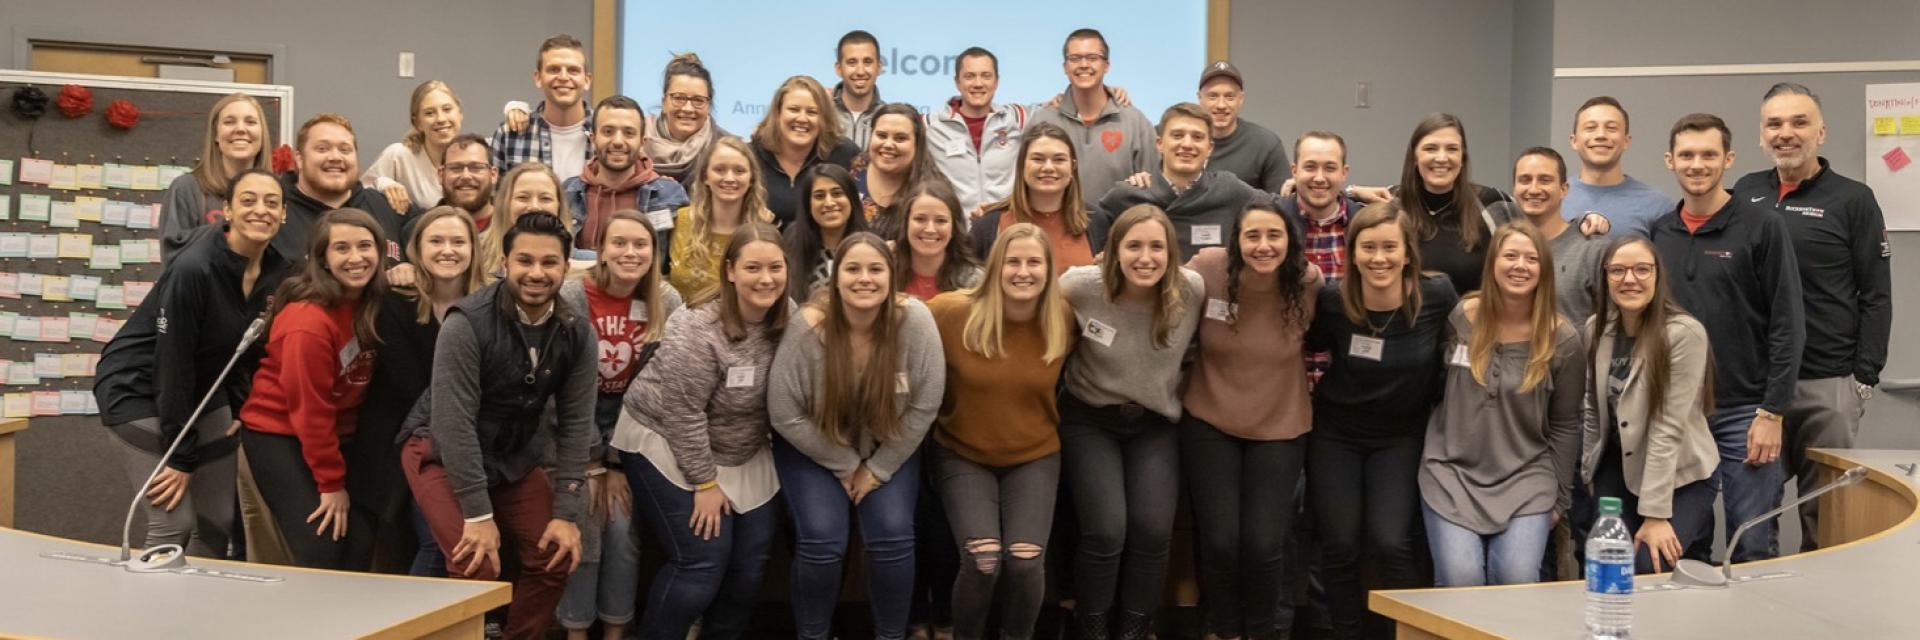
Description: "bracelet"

(694, 479), (719, 491)
(586, 467), (607, 478)
(1755, 407), (1783, 422)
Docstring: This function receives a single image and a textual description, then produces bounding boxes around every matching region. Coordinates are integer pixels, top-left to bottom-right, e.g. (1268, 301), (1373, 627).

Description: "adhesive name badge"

(726, 365), (756, 388)
(1192, 224), (1222, 246)
(646, 208), (674, 231)
(1449, 343), (1470, 367)
(1349, 334), (1386, 361)
(1204, 298), (1234, 321)
(629, 298), (646, 321)
(1082, 317), (1117, 347)
(895, 371), (911, 394)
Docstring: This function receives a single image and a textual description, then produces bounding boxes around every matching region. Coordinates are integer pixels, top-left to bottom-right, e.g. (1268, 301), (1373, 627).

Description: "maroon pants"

(402, 436), (567, 640)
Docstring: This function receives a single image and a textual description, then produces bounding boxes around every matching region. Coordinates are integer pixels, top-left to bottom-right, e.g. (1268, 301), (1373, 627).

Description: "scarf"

(645, 112), (716, 181)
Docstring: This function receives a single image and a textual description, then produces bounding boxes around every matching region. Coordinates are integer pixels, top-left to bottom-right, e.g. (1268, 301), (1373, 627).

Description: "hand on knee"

(964, 538), (1003, 575)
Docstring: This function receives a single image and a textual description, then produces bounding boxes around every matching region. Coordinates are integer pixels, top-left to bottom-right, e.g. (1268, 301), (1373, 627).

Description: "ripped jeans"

(930, 443), (1061, 640)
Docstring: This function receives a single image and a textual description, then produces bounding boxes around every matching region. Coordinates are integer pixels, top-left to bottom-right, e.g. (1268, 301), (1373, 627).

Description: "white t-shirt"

(549, 119), (588, 182)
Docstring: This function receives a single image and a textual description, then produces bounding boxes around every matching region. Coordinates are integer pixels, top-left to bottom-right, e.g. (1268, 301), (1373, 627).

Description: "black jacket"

(94, 224), (291, 471)
(1091, 170), (1263, 259)
(1649, 194), (1805, 413)
(752, 136), (860, 229)
(349, 290), (443, 521)
(276, 171), (417, 264)
(1732, 158), (1892, 386)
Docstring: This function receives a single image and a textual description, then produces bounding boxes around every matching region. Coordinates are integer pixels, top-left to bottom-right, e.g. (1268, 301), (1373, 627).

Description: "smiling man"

(926, 47), (1029, 215)
(1027, 28), (1158, 204)
(563, 95), (689, 258)
(437, 134), (498, 230)
(1511, 147), (1605, 324)
(833, 30), (887, 151)
(1196, 61), (1290, 191)
(280, 113), (414, 263)
(1561, 97), (1672, 238)
(1091, 103), (1258, 258)
(1730, 83), (1891, 552)
(1650, 113), (1803, 565)
(494, 34), (595, 182)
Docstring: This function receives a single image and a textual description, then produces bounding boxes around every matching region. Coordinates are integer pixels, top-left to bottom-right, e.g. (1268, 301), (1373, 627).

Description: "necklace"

(1365, 308), (1398, 335)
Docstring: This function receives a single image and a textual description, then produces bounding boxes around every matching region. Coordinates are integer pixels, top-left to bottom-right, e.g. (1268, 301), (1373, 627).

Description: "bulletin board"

(1866, 82), (1920, 231)
(0, 70), (293, 542)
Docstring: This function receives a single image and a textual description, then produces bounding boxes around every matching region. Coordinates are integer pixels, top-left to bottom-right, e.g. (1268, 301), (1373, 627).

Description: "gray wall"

(0, 0), (593, 163)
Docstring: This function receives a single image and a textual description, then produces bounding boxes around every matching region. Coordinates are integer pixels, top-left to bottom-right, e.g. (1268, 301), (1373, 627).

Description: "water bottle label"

(1586, 559), (1634, 594)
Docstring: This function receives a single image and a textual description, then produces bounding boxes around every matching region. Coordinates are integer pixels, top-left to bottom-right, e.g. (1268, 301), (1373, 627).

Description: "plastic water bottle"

(1585, 496), (1634, 639)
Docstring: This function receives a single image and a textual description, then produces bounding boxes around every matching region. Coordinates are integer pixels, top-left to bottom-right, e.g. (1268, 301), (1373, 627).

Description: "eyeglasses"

(1604, 264), (1656, 282)
(1065, 54), (1107, 64)
(443, 162), (492, 175)
(667, 93), (712, 108)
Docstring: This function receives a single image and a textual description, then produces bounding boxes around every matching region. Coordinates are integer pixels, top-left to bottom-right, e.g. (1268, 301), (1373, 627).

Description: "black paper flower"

(10, 86), (49, 120)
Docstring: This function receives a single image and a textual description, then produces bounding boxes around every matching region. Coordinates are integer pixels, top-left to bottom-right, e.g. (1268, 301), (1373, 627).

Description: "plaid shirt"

(491, 100), (594, 175)
(1295, 196), (1350, 388)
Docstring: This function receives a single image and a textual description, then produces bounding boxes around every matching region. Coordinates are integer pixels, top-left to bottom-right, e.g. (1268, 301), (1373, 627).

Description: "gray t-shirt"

(1058, 265), (1205, 421)
(1548, 222), (1609, 326)
(1561, 174), (1672, 239)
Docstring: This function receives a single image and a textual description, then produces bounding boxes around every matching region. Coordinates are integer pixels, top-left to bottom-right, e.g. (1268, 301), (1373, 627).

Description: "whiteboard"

(1865, 83), (1920, 231)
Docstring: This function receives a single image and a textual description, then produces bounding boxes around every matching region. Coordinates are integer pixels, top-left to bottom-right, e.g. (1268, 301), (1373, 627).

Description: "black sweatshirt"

(349, 290), (443, 519)
(1307, 275), (1460, 440)
(1407, 183), (1513, 295)
(277, 171), (416, 265)
(1649, 194), (1805, 414)
(1732, 158), (1893, 386)
(94, 224), (291, 471)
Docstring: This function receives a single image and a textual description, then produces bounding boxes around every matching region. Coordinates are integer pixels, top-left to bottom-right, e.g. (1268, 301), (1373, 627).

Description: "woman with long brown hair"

(854, 102), (949, 239)
(972, 122), (1095, 272)
(1418, 223), (1586, 586)
(893, 180), (982, 301)
(769, 232), (946, 640)
(238, 208), (390, 570)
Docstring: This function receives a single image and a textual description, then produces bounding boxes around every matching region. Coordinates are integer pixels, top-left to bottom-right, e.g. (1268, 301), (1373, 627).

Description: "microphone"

(115, 316), (268, 567)
(1668, 465), (1868, 588)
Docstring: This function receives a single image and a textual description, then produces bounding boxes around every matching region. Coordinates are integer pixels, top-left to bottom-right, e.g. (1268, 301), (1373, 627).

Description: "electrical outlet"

(398, 52), (415, 78)
(1356, 82), (1371, 109)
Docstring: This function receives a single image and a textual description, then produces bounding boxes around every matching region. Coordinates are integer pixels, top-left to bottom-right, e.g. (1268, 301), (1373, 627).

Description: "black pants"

(911, 441), (960, 631)
(1181, 415), (1305, 639)
(1591, 453), (1718, 575)
(932, 444), (1061, 640)
(1059, 393), (1180, 618)
(241, 429), (376, 570)
(1307, 431), (1423, 640)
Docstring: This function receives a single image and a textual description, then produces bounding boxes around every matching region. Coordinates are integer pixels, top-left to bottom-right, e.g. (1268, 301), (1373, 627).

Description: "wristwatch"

(1755, 407), (1783, 422)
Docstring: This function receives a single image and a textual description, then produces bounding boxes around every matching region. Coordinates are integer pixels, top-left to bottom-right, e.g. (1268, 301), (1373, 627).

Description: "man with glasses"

(1197, 61), (1289, 191)
(1027, 28), (1158, 203)
(438, 134), (498, 230)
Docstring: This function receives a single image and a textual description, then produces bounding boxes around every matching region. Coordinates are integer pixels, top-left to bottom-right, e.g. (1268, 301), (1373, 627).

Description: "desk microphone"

(1668, 465), (1867, 588)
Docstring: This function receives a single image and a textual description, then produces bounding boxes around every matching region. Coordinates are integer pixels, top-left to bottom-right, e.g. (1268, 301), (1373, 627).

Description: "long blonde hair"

(405, 206), (489, 323)
(402, 80), (461, 151)
(677, 136), (774, 295)
(1097, 205), (1189, 348)
(588, 210), (669, 342)
(1464, 224), (1560, 391)
(808, 233), (905, 446)
(480, 162), (571, 275)
(192, 93), (273, 198)
(963, 223), (1072, 362)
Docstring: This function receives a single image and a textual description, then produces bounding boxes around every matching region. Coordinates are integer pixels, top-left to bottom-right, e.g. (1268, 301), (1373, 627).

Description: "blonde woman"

(667, 136), (774, 301)
(161, 93), (273, 245)
(750, 75), (861, 227)
(363, 81), (464, 212)
(479, 161), (572, 276)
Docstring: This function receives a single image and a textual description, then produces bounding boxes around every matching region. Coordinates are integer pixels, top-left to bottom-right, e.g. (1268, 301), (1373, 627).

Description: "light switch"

(398, 52), (415, 78)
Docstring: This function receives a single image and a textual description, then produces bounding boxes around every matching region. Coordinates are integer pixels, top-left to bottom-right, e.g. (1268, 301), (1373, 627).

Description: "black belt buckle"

(1116, 403), (1146, 420)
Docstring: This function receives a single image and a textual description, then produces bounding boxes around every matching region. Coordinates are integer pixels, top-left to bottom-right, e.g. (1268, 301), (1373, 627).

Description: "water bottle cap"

(1598, 496), (1623, 515)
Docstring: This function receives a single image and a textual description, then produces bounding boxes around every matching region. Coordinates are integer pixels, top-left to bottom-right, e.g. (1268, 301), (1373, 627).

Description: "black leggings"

(1307, 431), (1423, 640)
(241, 429), (375, 570)
(1058, 393), (1180, 618)
(1181, 415), (1305, 639)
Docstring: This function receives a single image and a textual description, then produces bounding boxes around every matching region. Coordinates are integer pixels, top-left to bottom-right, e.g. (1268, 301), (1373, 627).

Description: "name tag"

(646, 208), (675, 231)
(1083, 317), (1117, 347)
(1349, 334), (1385, 362)
(1449, 343), (1470, 367)
(1205, 298), (1234, 321)
(1192, 224), (1222, 246)
(629, 299), (646, 321)
(726, 365), (755, 388)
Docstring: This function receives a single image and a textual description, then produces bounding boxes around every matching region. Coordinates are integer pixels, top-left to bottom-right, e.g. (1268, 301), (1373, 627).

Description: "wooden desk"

(1371, 449), (1920, 639)
(0, 418), (25, 527)
(0, 527), (510, 639)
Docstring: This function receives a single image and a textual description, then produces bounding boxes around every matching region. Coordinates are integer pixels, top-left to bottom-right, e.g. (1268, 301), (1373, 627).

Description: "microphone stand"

(1667, 465), (1867, 588)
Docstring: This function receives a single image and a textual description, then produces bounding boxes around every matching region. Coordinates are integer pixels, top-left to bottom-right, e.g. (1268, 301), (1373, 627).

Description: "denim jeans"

(1421, 502), (1553, 586)
(623, 453), (778, 640)
(1685, 403), (1785, 564)
(555, 493), (640, 630)
(1058, 393), (1181, 618)
(774, 437), (921, 640)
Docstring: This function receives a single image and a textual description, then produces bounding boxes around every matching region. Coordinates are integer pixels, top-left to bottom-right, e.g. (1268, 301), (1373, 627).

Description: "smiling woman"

(363, 81), (466, 213)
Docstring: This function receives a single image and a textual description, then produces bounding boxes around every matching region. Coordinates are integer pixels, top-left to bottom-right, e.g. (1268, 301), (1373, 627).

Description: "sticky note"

(102, 201), (128, 226)
(2, 394), (28, 418)
(76, 164), (105, 190)
(1875, 117), (1899, 136)
(69, 274), (100, 301)
(92, 316), (120, 342)
(18, 158), (54, 184)
(0, 273), (17, 299)
(48, 164), (77, 190)
(0, 312), (14, 336)
(18, 194), (51, 221)
(158, 165), (190, 184)
(127, 204), (157, 230)
(75, 196), (104, 222)
(89, 244), (121, 270)
(1887, 146), (1912, 173)
(60, 353), (90, 377)
(39, 316), (70, 341)
(85, 390), (99, 414)
(119, 239), (151, 264)
(96, 285), (125, 310)
(124, 281), (153, 306)
(0, 234), (24, 258)
(49, 200), (79, 228)
(0, 159), (13, 185)
(59, 390), (88, 415)
(18, 273), (43, 296)
(33, 354), (60, 378)
(41, 275), (72, 302)
(58, 233), (93, 259)
(27, 235), (58, 259)
(1904, 116), (1920, 136)
(148, 238), (162, 259)
(6, 363), (35, 386)
(0, 194), (10, 220)
(12, 317), (40, 341)
(103, 163), (132, 189)
(67, 313), (96, 339)
(130, 165), (161, 191)
(31, 391), (61, 416)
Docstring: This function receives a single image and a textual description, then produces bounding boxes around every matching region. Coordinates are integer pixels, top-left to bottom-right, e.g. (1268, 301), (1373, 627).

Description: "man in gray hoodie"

(1092, 103), (1264, 258)
(1027, 28), (1159, 206)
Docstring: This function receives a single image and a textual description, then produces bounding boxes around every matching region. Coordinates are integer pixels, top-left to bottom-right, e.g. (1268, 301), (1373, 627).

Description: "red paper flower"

(105, 99), (140, 129)
(56, 84), (93, 118)
(271, 144), (295, 173)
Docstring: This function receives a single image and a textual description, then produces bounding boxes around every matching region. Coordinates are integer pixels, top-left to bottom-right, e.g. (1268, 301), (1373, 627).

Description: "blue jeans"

(773, 437), (921, 640)
(623, 452), (778, 640)
(1688, 403), (1785, 563)
(408, 502), (447, 577)
(1421, 502), (1553, 586)
(555, 494), (640, 630)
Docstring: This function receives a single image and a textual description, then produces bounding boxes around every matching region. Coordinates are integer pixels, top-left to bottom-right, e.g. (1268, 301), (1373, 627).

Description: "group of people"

(91, 26), (1889, 640)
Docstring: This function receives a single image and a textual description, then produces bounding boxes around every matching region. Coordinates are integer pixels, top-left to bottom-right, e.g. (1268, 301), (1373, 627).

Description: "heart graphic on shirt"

(1101, 130), (1123, 153)
(599, 339), (632, 381)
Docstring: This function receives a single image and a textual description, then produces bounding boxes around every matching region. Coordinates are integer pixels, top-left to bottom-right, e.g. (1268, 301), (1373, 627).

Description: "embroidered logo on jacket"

(1101, 130), (1123, 153)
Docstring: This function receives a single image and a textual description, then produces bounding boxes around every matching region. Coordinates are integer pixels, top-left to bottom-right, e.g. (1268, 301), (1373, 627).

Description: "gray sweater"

(768, 297), (945, 483)
(619, 302), (780, 485)
(1058, 265), (1205, 421)
(1027, 86), (1159, 205)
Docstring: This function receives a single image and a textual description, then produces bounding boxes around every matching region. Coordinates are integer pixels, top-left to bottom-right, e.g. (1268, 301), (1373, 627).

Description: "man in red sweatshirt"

(563, 95), (688, 260)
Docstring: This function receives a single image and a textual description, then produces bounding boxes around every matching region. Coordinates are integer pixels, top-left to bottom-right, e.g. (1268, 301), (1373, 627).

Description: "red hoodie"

(577, 155), (661, 251)
(240, 301), (377, 493)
